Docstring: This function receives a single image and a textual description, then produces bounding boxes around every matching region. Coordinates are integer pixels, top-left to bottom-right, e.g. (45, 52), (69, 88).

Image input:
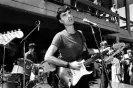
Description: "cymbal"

(0, 42), (18, 56)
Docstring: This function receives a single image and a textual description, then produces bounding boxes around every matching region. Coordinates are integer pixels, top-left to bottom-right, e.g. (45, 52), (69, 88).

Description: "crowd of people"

(93, 41), (133, 87)
(72, 0), (118, 24)
(89, 0), (118, 24)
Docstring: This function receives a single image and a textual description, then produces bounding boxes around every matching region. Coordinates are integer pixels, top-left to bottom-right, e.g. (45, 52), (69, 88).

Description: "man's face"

(30, 48), (35, 53)
(128, 52), (132, 56)
(59, 10), (74, 26)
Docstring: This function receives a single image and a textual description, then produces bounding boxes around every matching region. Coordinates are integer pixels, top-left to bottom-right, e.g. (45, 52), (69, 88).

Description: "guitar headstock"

(112, 42), (125, 50)
(13, 29), (24, 39)
(0, 29), (24, 45)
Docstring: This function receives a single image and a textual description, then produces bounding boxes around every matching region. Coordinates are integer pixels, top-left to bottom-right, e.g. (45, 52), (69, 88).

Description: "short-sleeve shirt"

(25, 51), (37, 63)
(52, 30), (85, 62)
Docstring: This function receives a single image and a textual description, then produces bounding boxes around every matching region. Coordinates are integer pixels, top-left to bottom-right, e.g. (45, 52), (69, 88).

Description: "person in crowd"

(99, 40), (111, 88)
(121, 49), (132, 84)
(44, 5), (109, 88)
(93, 0), (102, 17)
(111, 55), (121, 83)
(128, 50), (133, 85)
(110, 4), (118, 23)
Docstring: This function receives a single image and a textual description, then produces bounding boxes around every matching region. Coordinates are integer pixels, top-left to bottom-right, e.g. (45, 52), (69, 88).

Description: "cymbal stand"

(1, 45), (6, 88)
(20, 20), (40, 88)
(89, 25), (112, 88)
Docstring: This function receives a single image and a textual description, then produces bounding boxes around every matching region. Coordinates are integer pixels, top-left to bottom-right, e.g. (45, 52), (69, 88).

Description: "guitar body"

(58, 60), (93, 87)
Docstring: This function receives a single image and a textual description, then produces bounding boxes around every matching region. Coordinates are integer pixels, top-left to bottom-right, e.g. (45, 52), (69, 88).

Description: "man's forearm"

(45, 56), (68, 68)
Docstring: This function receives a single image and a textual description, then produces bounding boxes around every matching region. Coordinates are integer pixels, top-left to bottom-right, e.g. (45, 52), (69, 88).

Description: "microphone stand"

(1, 45), (6, 88)
(89, 25), (112, 88)
(20, 21), (40, 88)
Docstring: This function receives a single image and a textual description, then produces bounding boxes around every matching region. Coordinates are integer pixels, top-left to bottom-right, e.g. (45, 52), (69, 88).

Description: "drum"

(33, 83), (52, 88)
(40, 61), (56, 73)
(7, 74), (20, 83)
(0, 82), (19, 88)
(30, 66), (49, 83)
(1, 73), (11, 82)
(32, 64), (40, 75)
(37, 68), (49, 83)
(11, 65), (23, 74)
(26, 80), (39, 88)
(17, 58), (33, 76)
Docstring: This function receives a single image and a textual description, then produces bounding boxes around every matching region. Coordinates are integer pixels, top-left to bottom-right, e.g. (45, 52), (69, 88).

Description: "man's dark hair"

(56, 5), (71, 20)
(28, 43), (36, 49)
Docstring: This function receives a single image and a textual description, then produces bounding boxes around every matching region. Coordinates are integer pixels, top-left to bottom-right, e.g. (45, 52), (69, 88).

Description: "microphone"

(83, 18), (97, 26)
(38, 20), (40, 25)
(37, 20), (40, 31)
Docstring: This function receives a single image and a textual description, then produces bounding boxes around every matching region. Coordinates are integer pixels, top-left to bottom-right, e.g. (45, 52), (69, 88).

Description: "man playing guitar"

(44, 5), (109, 88)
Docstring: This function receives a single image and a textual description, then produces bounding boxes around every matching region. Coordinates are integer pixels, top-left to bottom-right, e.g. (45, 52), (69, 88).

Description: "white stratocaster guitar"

(58, 52), (106, 87)
(58, 43), (125, 87)
(0, 29), (24, 45)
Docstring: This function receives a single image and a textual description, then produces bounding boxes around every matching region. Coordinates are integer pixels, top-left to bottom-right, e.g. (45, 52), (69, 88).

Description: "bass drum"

(33, 83), (52, 88)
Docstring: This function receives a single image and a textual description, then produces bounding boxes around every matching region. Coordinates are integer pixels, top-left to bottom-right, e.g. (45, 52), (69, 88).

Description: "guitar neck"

(84, 53), (100, 66)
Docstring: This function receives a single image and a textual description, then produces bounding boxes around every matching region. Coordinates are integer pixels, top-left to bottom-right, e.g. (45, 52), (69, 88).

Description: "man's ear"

(59, 20), (63, 24)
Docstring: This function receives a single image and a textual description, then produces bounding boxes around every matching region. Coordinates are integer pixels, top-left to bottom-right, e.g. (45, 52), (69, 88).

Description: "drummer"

(25, 43), (38, 63)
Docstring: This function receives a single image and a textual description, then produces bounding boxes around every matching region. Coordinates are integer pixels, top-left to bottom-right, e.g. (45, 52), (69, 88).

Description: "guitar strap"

(78, 30), (90, 58)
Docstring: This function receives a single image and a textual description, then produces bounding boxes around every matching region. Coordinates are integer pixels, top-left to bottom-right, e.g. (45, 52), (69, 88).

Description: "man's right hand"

(69, 61), (82, 70)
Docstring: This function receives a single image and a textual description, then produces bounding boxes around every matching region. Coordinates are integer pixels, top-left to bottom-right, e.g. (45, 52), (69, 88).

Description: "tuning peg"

(9, 31), (15, 38)
(2, 32), (8, 42)
(12, 30), (18, 37)
(16, 29), (24, 38)
(6, 31), (12, 39)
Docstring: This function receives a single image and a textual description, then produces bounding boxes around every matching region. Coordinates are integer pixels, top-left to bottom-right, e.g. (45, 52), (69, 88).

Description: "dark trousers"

(130, 73), (133, 85)
(100, 67), (109, 88)
(123, 65), (130, 84)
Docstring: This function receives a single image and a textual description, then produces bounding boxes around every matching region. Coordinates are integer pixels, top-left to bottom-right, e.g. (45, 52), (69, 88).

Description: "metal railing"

(47, 0), (120, 24)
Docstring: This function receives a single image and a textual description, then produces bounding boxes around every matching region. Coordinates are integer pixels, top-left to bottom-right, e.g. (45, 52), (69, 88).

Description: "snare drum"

(17, 58), (33, 76)
(33, 83), (52, 88)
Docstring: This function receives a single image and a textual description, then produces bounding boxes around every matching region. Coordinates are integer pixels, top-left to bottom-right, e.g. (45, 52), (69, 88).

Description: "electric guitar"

(0, 29), (24, 45)
(58, 43), (125, 87)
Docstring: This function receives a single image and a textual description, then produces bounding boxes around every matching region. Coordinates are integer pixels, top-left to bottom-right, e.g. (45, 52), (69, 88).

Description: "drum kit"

(0, 29), (58, 88)
(0, 58), (56, 88)
(0, 27), (60, 88)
